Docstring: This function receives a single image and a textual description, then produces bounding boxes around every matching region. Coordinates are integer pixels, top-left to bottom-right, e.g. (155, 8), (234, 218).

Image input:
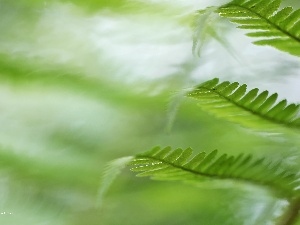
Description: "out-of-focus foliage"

(0, 0), (300, 224)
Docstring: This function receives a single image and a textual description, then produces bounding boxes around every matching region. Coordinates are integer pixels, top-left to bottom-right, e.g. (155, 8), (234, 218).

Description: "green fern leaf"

(187, 78), (300, 130)
(217, 0), (300, 56)
(97, 156), (133, 207)
(129, 147), (299, 197)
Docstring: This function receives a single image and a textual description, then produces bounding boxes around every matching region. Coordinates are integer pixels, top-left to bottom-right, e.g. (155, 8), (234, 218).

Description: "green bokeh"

(0, 0), (299, 224)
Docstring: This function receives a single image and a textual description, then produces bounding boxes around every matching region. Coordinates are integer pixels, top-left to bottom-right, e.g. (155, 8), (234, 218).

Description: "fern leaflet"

(129, 147), (299, 197)
(187, 78), (300, 130)
(217, 0), (300, 56)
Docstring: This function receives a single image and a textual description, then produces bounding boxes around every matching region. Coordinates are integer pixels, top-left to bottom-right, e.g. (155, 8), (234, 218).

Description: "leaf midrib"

(136, 154), (295, 197)
(197, 86), (300, 128)
(222, 3), (300, 43)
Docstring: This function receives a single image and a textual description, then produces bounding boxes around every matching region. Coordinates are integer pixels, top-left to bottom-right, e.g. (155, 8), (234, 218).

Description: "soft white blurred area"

(0, 1), (299, 225)
(0, 85), (123, 157)
(1, 0), (299, 100)
(0, 0), (299, 157)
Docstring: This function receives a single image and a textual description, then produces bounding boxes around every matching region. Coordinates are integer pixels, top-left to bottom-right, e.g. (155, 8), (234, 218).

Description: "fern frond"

(193, 7), (227, 56)
(217, 0), (300, 56)
(193, 7), (241, 60)
(97, 156), (133, 207)
(187, 78), (300, 130)
(129, 147), (299, 197)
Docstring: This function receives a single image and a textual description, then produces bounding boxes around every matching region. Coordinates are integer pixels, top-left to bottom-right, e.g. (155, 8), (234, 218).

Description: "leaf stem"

(277, 197), (300, 225)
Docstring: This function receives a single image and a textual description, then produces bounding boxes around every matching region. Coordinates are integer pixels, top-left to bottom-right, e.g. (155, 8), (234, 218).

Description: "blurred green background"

(0, 0), (299, 224)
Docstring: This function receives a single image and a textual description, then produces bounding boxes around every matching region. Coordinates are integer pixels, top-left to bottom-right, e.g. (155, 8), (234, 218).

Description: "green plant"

(104, 0), (300, 224)
(1, 0), (300, 224)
